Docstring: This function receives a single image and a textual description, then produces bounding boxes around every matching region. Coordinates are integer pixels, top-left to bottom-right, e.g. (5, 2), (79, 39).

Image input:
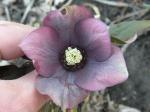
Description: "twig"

(47, 0), (53, 9)
(112, 9), (149, 24)
(59, 0), (73, 10)
(4, 5), (11, 21)
(121, 44), (130, 53)
(20, 0), (35, 23)
(44, 0), (53, 11)
(94, 0), (130, 7)
(83, 3), (101, 19)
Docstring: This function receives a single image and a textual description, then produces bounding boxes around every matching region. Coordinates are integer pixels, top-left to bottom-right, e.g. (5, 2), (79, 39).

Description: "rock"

(0, 60), (10, 66)
(119, 105), (141, 112)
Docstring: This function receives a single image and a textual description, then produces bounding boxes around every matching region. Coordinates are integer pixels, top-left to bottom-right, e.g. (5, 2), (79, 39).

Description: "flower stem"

(65, 108), (77, 112)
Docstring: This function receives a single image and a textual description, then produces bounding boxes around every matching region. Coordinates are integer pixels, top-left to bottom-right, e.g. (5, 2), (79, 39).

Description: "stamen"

(65, 47), (83, 65)
(59, 46), (87, 71)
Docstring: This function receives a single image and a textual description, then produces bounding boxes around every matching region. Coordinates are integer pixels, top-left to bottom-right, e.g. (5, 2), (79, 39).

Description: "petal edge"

(36, 71), (89, 109)
(75, 45), (128, 91)
(20, 27), (61, 77)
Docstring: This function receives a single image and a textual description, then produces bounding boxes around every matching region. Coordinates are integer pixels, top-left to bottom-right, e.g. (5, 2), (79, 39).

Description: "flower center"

(60, 46), (87, 71)
(65, 47), (83, 65)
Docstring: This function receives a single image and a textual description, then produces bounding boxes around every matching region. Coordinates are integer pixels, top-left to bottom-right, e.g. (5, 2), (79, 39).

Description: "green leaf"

(74, 0), (85, 4)
(109, 20), (150, 44)
(111, 37), (126, 45)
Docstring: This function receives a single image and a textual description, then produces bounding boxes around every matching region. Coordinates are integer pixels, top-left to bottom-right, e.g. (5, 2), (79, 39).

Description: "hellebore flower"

(19, 5), (128, 109)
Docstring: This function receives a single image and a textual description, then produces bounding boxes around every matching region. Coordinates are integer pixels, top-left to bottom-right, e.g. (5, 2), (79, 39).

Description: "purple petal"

(43, 5), (93, 45)
(75, 18), (111, 61)
(75, 46), (128, 91)
(36, 67), (89, 109)
(20, 27), (61, 77)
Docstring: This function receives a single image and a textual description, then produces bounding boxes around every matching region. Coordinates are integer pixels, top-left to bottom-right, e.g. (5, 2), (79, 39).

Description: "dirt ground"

(0, 0), (150, 112)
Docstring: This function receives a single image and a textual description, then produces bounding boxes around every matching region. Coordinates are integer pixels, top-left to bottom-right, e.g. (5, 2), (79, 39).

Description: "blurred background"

(0, 0), (150, 112)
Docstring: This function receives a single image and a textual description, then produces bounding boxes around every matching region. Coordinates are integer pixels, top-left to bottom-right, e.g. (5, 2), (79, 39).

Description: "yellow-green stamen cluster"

(65, 47), (83, 65)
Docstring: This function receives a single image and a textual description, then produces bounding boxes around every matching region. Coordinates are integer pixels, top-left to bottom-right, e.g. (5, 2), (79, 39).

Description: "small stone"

(0, 60), (10, 66)
(119, 105), (141, 112)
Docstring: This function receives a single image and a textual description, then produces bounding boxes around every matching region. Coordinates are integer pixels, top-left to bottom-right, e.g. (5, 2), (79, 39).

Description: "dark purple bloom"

(19, 5), (128, 109)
